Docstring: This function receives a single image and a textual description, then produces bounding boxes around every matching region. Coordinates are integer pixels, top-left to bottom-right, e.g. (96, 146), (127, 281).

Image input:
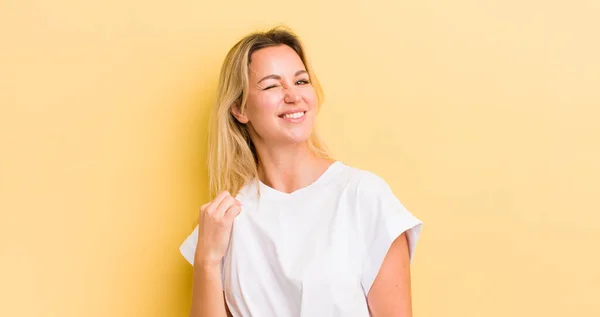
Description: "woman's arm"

(189, 264), (228, 317)
(367, 232), (413, 317)
(189, 191), (241, 317)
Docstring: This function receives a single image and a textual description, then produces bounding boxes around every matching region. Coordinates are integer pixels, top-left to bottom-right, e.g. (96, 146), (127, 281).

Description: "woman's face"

(233, 44), (317, 146)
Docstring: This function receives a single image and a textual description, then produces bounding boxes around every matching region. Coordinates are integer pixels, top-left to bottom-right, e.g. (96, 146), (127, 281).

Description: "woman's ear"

(231, 104), (249, 124)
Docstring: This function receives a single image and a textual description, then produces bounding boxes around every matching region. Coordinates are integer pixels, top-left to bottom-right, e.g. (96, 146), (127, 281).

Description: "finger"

(214, 195), (236, 218)
(224, 204), (242, 222)
(200, 202), (210, 213)
(213, 190), (231, 205)
(206, 191), (231, 214)
(198, 203), (210, 222)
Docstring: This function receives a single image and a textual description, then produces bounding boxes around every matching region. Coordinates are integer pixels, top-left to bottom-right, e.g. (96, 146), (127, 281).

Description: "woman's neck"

(255, 144), (334, 194)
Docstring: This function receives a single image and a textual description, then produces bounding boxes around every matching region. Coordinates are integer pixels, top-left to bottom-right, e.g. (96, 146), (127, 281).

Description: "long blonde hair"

(207, 26), (334, 198)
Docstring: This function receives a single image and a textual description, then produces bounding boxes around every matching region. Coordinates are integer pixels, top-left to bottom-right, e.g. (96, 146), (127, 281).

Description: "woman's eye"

(263, 85), (278, 90)
(296, 79), (310, 85)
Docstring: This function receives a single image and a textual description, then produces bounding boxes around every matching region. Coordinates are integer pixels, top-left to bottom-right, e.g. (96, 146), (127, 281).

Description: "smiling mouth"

(278, 111), (306, 119)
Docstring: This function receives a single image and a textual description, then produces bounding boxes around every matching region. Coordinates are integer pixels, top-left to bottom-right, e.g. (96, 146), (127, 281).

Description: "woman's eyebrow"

(257, 70), (308, 84)
(257, 74), (281, 84)
(295, 70), (308, 76)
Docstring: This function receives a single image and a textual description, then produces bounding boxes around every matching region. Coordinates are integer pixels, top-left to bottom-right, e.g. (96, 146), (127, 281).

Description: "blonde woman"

(180, 26), (423, 317)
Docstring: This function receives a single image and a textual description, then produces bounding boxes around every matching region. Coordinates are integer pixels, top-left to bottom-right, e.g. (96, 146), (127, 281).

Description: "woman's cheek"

(260, 93), (281, 112)
(301, 86), (317, 101)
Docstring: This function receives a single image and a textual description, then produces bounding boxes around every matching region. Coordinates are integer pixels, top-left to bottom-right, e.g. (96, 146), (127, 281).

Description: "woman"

(180, 26), (423, 317)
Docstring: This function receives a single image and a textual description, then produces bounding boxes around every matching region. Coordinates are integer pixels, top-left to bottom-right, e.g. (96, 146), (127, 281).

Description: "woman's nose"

(284, 87), (301, 103)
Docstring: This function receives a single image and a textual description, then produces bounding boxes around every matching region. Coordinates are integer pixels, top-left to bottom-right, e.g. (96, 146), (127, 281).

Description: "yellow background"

(1, 0), (599, 316)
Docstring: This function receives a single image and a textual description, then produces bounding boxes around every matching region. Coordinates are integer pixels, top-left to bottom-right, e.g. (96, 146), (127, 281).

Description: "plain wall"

(1, 0), (599, 316)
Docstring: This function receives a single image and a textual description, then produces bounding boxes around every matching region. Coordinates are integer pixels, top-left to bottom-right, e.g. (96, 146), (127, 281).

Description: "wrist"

(194, 258), (221, 272)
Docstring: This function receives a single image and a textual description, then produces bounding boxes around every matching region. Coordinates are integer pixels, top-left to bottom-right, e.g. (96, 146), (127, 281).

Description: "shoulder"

(337, 162), (394, 198)
(355, 170), (392, 193)
(234, 178), (260, 203)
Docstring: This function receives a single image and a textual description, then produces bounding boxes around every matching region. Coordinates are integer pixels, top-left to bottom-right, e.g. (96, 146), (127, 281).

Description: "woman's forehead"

(249, 45), (305, 76)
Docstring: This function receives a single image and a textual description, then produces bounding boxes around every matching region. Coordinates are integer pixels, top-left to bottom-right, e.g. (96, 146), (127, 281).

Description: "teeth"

(282, 111), (305, 119)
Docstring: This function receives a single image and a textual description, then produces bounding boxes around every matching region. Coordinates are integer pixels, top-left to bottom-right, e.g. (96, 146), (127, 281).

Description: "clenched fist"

(194, 191), (242, 268)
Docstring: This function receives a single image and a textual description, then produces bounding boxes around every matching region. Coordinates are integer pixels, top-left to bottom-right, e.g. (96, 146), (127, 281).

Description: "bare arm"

(189, 263), (228, 317)
(367, 232), (413, 317)
(190, 191), (241, 317)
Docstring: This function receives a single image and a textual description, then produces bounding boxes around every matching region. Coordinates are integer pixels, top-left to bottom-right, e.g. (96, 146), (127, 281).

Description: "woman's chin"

(287, 128), (314, 142)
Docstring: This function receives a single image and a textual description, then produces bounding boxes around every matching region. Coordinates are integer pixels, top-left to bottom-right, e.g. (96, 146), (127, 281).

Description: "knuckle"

(218, 190), (231, 197)
(223, 196), (234, 204)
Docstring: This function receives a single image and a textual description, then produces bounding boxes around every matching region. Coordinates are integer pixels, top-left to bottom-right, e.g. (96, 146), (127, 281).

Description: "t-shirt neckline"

(257, 160), (343, 199)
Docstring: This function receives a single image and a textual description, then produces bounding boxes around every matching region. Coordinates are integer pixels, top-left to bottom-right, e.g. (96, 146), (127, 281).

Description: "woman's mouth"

(279, 111), (306, 120)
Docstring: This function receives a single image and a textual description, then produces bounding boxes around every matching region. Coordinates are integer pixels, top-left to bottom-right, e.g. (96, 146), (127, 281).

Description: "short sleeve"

(356, 172), (423, 295)
(179, 225), (199, 266)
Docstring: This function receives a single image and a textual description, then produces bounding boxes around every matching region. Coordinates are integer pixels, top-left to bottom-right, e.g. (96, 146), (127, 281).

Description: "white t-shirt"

(180, 160), (423, 317)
